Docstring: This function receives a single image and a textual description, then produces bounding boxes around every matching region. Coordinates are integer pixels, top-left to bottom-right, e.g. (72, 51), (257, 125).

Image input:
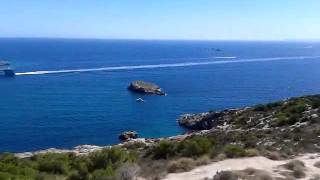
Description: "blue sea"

(0, 38), (320, 152)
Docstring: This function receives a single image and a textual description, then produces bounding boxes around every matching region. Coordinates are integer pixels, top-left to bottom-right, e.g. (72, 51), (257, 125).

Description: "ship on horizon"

(0, 61), (15, 77)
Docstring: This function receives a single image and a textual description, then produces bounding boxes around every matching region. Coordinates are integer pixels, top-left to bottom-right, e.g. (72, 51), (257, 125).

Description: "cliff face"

(128, 80), (165, 95)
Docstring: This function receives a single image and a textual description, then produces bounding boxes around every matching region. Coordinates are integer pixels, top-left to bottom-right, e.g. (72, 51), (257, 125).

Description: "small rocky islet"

(118, 131), (138, 141)
(128, 80), (166, 95)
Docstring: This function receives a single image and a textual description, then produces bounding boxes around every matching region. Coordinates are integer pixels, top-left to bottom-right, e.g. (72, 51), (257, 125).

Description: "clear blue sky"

(1, 0), (320, 40)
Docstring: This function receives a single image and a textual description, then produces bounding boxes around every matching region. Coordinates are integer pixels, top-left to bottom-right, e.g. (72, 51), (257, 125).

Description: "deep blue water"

(0, 38), (320, 152)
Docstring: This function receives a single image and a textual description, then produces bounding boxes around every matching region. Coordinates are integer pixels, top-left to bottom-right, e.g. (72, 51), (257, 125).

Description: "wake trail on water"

(16, 56), (320, 76)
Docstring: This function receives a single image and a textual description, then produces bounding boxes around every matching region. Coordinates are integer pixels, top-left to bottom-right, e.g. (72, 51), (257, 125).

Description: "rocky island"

(128, 80), (165, 95)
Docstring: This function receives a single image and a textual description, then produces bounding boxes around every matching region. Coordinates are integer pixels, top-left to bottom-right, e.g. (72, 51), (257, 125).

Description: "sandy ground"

(164, 153), (320, 180)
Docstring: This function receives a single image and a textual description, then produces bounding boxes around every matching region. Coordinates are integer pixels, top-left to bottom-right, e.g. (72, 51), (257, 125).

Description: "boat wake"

(16, 56), (320, 76)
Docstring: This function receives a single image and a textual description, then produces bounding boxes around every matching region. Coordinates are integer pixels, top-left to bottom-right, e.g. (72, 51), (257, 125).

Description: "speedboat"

(136, 98), (145, 102)
(0, 61), (15, 77)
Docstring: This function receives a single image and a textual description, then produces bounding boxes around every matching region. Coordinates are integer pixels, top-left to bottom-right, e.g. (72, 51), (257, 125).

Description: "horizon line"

(1, 36), (320, 42)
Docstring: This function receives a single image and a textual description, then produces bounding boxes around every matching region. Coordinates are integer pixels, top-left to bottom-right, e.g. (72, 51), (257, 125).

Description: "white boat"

(0, 61), (15, 77)
(136, 98), (145, 102)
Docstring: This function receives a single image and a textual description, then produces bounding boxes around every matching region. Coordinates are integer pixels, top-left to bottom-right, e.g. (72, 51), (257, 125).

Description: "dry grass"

(245, 148), (260, 157)
(265, 151), (281, 160)
(282, 160), (306, 179)
(212, 168), (273, 180)
(237, 168), (273, 180)
(138, 159), (168, 180)
(194, 155), (211, 166)
(314, 161), (320, 168)
(167, 158), (195, 173)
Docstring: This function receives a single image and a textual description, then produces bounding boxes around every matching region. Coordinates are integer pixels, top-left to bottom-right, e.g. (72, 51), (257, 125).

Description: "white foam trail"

(15, 56), (320, 76)
(214, 56), (237, 59)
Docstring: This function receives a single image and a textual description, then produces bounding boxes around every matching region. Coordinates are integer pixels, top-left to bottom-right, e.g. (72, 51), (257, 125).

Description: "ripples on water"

(0, 39), (320, 152)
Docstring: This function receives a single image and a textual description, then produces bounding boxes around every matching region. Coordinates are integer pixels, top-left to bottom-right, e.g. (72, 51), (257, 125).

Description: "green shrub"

(88, 147), (136, 171)
(224, 145), (245, 158)
(253, 101), (282, 111)
(177, 136), (214, 157)
(0, 172), (13, 180)
(150, 141), (176, 159)
(0, 147), (136, 180)
(0, 153), (37, 179)
(36, 153), (70, 174)
(253, 104), (267, 111)
(91, 167), (114, 180)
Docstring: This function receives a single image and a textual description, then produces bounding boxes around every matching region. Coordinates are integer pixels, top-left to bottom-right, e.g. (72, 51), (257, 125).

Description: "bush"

(36, 153), (70, 174)
(194, 155), (211, 166)
(116, 163), (140, 180)
(253, 101), (282, 111)
(245, 149), (259, 157)
(177, 136), (214, 157)
(150, 141), (176, 159)
(283, 160), (306, 178)
(167, 158), (195, 173)
(91, 168), (114, 180)
(265, 151), (281, 160)
(239, 168), (273, 180)
(0, 147), (136, 180)
(213, 171), (238, 180)
(88, 147), (136, 171)
(283, 160), (305, 170)
(223, 145), (245, 158)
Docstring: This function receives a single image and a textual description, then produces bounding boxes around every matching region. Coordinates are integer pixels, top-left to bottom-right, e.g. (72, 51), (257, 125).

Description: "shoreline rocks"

(15, 145), (107, 158)
(178, 109), (238, 130)
(128, 80), (165, 95)
(119, 131), (138, 141)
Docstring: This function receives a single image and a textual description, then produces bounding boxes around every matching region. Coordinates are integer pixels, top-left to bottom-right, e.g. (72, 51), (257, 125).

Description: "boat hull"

(0, 69), (15, 77)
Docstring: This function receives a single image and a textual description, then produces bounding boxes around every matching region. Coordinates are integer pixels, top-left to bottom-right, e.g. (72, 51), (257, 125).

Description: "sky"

(0, 0), (320, 40)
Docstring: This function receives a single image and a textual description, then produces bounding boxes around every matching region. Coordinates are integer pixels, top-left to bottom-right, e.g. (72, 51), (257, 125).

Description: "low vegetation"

(282, 160), (306, 179)
(0, 147), (137, 180)
(314, 161), (320, 168)
(211, 168), (274, 180)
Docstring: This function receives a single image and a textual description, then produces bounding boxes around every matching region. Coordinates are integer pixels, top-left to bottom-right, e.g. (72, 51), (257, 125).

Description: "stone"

(128, 80), (165, 95)
(119, 131), (138, 141)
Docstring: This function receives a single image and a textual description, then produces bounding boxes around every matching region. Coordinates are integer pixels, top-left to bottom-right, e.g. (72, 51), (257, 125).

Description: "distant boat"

(0, 61), (15, 77)
(136, 98), (145, 102)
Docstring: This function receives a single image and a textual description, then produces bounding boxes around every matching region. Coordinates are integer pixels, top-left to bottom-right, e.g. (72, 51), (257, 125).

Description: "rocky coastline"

(15, 134), (195, 158)
(15, 94), (320, 159)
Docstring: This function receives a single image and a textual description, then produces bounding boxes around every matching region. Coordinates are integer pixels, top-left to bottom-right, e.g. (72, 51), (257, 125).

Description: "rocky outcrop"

(128, 80), (165, 95)
(178, 95), (320, 131)
(15, 145), (106, 158)
(119, 131), (138, 141)
(178, 109), (238, 130)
